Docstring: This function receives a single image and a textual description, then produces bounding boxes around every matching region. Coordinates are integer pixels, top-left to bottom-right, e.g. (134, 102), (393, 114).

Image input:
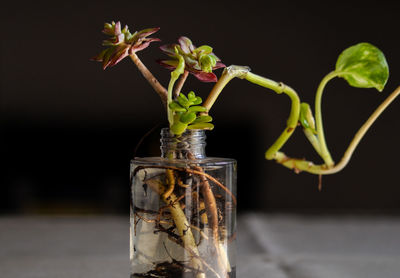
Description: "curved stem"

(323, 85), (400, 174)
(167, 55), (185, 127)
(129, 53), (168, 107)
(315, 71), (340, 167)
(275, 85), (400, 175)
(167, 75), (179, 125)
(244, 72), (301, 160)
(203, 65), (250, 112)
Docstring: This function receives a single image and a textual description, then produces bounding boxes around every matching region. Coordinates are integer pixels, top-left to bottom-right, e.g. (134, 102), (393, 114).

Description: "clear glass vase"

(130, 128), (237, 278)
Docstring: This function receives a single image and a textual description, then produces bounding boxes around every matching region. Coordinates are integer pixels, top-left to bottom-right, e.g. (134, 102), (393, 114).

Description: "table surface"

(1, 214), (399, 278)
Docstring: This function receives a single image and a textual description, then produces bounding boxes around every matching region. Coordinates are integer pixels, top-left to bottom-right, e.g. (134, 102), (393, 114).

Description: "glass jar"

(130, 128), (237, 278)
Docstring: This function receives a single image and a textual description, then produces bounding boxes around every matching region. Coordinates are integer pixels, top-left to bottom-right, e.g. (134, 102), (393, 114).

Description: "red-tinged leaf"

(136, 27), (160, 39)
(132, 38), (161, 53)
(178, 36), (194, 54)
(192, 71), (218, 82)
(91, 49), (108, 62)
(107, 45), (130, 67)
(157, 59), (179, 70)
(160, 44), (178, 57)
(93, 22), (160, 69)
(102, 47), (117, 69)
(214, 62), (226, 69)
(102, 23), (114, 35)
(114, 21), (121, 35)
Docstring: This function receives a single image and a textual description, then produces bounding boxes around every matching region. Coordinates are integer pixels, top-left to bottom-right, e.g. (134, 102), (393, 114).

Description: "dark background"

(1, 0), (400, 214)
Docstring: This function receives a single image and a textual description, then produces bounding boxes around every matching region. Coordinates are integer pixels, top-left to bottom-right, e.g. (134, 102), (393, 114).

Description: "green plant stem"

(303, 128), (322, 156)
(276, 86), (400, 175)
(244, 72), (301, 160)
(129, 53), (168, 107)
(167, 74), (179, 125)
(202, 65), (250, 111)
(167, 55), (185, 128)
(315, 71), (340, 167)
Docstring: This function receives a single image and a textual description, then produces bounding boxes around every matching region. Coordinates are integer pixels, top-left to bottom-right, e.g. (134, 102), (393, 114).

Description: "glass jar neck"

(160, 128), (206, 159)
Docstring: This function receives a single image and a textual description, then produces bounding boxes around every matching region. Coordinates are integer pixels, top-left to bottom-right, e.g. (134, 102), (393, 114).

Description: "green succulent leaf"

(192, 96), (202, 105)
(194, 45), (213, 55)
(169, 91), (214, 135)
(188, 106), (207, 113)
(178, 94), (190, 108)
(192, 115), (213, 124)
(199, 54), (217, 73)
(187, 123), (214, 130)
(169, 102), (186, 112)
(335, 42), (389, 92)
(170, 118), (188, 135)
(180, 111), (197, 124)
(188, 91), (196, 100)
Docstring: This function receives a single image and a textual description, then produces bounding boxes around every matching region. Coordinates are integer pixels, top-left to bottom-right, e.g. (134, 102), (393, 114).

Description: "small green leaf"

(192, 115), (212, 124)
(171, 121), (188, 135)
(299, 102), (316, 132)
(335, 42), (389, 92)
(187, 123), (214, 130)
(180, 112), (197, 124)
(195, 45), (213, 54)
(188, 91), (196, 100)
(192, 96), (202, 105)
(188, 106), (207, 113)
(169, 102), (187, 112)
(199, 54), (217, 73)
(178, 94), (190, 108)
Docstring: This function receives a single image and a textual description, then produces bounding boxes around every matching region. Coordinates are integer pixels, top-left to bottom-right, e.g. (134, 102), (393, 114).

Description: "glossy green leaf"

(169, 102), (186, 112)
(192, 96), (202, 105)
(188, 91), (196, 100)
(335, 42), (389, 92)
(188, 106), (207, 113)
(195, 45), (213, 54)
(178, 94), (190, 108)
(187, 123), (214, 130)
(192, 115), (212, 124)
(170, 121), (188, 135)
(180, 112), (196, 124)
(199, 54), (217, 73)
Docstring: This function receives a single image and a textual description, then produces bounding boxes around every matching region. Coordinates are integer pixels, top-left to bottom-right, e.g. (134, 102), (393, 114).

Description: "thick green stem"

(315, 71), (340, 167)
(276, 86), (400, 175)
(167, 74), (179, 125)
(167, 54), (185, 127)
(244, 72), (301, 160)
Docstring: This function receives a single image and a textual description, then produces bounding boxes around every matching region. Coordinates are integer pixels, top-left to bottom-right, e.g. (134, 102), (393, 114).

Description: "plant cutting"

(92, 21), (400, 278)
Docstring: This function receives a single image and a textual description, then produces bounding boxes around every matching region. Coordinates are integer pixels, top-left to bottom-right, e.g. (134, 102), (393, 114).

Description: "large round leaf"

(335, 42), (389, 92)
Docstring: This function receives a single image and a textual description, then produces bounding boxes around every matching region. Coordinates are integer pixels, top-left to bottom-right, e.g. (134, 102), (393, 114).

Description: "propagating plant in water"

(92, 21), (400, 278)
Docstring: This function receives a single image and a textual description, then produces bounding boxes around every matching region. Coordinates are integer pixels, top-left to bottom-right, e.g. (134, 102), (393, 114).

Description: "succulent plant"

(169, 91), (214, 135)
(158, 36), (225, 82)
(92, 21), (160, 69)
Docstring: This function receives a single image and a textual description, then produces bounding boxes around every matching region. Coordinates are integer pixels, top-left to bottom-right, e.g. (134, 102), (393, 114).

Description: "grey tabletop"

(1, 214), (400, 278)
